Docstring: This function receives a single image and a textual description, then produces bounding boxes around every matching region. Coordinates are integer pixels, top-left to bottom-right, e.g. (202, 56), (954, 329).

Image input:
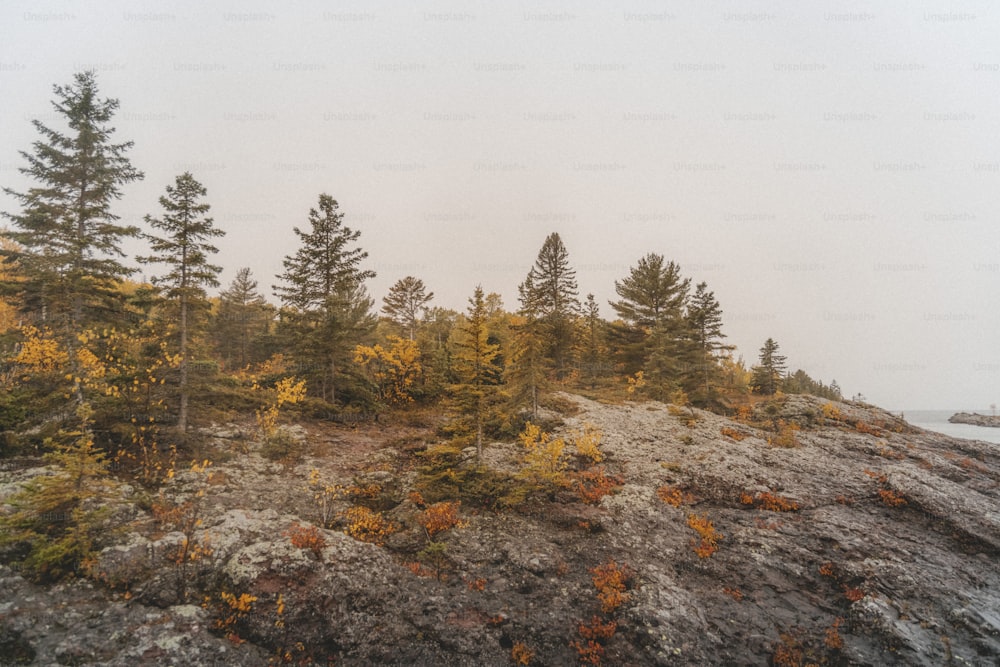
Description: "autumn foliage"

(285, 522), (327, 558)
(720, 426), (748, 441)
(353, 336), (422, 404)
(571, 423), (604, 463)
(878, 489), (908, 507)
(417, 501), (465, 537)
(687, 514), (723, 558)
(518, 422), (567, 486)
(657, 484), (694, 508)
(768, 420), (800, 448)
(843, 585), (865, 602)
(741, 491), (800, 512)
(343, 506), (395, 546)
(255, 376), (307, 440)
(589, 559), (634, 613)
(572, 468), (624, 505)
(510, 641), (535, 665)
(571, 616), (618, 665)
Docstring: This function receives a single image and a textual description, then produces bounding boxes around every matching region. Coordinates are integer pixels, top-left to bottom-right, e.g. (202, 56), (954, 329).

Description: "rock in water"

(949, 412), (1000, 427)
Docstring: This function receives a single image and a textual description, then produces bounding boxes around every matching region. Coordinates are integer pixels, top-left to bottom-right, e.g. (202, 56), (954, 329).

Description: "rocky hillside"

(2, 393), (999, 666)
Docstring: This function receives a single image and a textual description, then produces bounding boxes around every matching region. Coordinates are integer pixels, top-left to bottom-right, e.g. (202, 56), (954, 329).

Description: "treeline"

(0, 72), (840, 460)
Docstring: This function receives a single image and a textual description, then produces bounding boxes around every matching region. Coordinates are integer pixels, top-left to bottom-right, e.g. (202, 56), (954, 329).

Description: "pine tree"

(416, 306), (459, 399)
(610, 253), (689, 329)
(782, 369), (842, 401)
(214, 267), (273, 369)
(1, 71), (143, 331)
(138, 172), (223, 434)
(450, 285), (501, 462)
(0, 404), (115, 581)
(685, 282), (733, 402)
(506, 274), (553, 418)
(382, 276), (433, 340)
(519, 233), (579, 376)
(0, 235), (21, 332)
(580, 293), (606, 388)
(506, 314), (548, 419)
(751, 338), (787, 395)
(273, 194), (376, 403)
(609, 254), (690, 389)
(830, 379), (841, 399)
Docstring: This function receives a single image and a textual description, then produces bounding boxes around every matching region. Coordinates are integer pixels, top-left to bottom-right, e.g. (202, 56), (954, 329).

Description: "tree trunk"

(178, 292), (188, 434)
(476, 421), (483, 464)
(329, 357), (336, 404)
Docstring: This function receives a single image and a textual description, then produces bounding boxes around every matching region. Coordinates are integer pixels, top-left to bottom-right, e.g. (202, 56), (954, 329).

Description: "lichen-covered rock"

(1, 394), (998, 665)
(0, 565), (270, 666)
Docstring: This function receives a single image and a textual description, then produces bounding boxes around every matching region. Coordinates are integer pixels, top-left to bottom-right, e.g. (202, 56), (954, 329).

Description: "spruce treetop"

(519, 232), (579, 318)
(610, 253), (690, 329)
(1, 70), (144, 327)
(274, 194), (374, 313)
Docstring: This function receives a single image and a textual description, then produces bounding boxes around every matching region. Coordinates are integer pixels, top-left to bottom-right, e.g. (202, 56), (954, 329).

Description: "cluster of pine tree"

(0, 71), (841, 462)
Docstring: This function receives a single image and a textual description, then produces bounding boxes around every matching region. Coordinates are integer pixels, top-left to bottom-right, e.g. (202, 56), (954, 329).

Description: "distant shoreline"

(948, 412), (1000, 428)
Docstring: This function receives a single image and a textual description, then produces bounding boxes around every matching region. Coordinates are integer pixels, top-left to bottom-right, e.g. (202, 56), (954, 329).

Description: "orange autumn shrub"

(574, 468), (624, 504)
(510, 641), (534, 665)
(687, 514), (723, 558)
(343, 506), (395, 546)
(589, 559), (634, 613)
(284, 522), (326, 558)
(418, 501), (465, 537)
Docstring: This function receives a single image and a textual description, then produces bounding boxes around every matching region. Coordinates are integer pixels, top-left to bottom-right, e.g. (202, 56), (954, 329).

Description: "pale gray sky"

(2, 1), (998, 410)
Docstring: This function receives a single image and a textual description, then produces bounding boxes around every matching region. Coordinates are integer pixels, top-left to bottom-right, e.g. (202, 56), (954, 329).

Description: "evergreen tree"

(830, 379), (841, 399)
(505, 314), (548, 419)
(610, 253), (689, 329)
(519, 233), (579, 376)
(0, 404), (115, 581)
(137, 172), (223, 434)
(1, 71), (143, 330)
(214, 267), (273, 369)
(0, 236), (21, 332)
(506, 274), (553, 418)
(273, 194), (376, 403)
(782, 369), (842, 401)
(416, 306), (459, 399)
(751, 338), (787, 395)
(382, 276), (433, 340)
(450, 285), (501, 461)
(609, 253), (690, 387)
(644, 321), (690, 401)
(580, 293), (606, 388)
(685, 282), (733, 401)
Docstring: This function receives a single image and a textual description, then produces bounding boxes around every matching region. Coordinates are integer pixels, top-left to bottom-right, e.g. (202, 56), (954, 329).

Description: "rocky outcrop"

(1, 394), (998, 665)
(950, 412), (1000, 427)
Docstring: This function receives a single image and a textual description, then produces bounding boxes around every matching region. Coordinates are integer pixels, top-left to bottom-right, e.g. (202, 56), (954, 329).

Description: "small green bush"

(260, 428), (303, 462)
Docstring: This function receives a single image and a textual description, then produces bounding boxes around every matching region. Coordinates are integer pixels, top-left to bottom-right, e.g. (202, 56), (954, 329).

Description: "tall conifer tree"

(518, 233), (579, 377)
(138, 172), (223, 434)
(1, 71), (143, 330)
(685, 282), (733, 401)
(609, 254), (690, 390)
(751, 338), (787, 395)
(382, 276), (433, 340)
(451, 286), (501, 461)
(274, 194), (375, 403)
(214, 267), (272, 369)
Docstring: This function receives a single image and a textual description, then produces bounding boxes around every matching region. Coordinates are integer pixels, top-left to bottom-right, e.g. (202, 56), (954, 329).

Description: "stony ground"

(1, 393), (998, 666)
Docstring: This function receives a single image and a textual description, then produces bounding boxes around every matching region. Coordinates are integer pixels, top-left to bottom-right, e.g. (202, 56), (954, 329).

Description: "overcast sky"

(1, 1), (998, 411)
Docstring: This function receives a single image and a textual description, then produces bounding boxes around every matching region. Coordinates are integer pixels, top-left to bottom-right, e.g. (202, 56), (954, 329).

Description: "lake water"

(899, 409), (1000, 445)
